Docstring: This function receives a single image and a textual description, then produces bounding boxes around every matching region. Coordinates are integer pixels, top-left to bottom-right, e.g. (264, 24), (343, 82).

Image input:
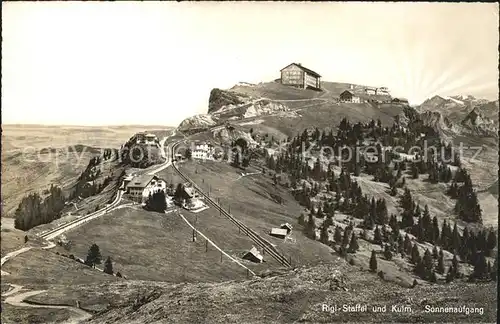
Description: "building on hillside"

(280, 63), (321, 90)
(242, 246), (264, 263)
(125, 175), (166, 202)
(392, 97), (409, 105)
(358, 93), (391, 104)
(145, 133), (158, 145)
(339, 90), (362, 103)
(134, 132), (146, 144)
(183, 186), (197, 199)
(132, 132), (158, 145)
(365, 87), (377, 95)
(376, 87), (390, 96)
(120, 174), (135, 190)
(280, 223), (293, 234)
(269, 228), (288, 239)
(192, 141), (214, 160)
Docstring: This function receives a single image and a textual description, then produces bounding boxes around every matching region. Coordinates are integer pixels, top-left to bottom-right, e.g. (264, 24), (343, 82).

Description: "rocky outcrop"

(210, 125), (258, 147)
(178, 114), (218, 132)
(461, 107), (498, 137)
(208, 88), (250, 114)
(242, 99), (289, 118)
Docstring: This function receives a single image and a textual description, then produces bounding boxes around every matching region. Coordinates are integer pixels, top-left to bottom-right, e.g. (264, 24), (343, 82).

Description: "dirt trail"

(1, 242), (90, 323)
(4, 288), (92, 324)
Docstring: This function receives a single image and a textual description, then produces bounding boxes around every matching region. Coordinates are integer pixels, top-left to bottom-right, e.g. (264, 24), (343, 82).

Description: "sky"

(2, 2), (499, 127)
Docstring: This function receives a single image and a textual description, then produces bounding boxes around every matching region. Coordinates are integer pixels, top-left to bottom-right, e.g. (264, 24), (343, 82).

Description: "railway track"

(39, 189), (122, 240)
(171, 142), (292, 268)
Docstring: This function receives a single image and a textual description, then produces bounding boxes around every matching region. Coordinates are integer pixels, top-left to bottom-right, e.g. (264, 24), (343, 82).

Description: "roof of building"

(127, 175), (157, 189)
(243, 246), (264, 261)
(184, 186), (196, 198)
(340, 90), (355, 96)
(365, 86), (377, 91)
(280, 223), (293, 230)
(280, 63), (321, 78)
(270, 228), (288, 237)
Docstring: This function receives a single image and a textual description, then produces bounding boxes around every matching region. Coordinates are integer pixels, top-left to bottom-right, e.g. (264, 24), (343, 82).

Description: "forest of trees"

(230, 138), (251, 169)
(264, 110), (495, 284)
(14, 184), (66, 231)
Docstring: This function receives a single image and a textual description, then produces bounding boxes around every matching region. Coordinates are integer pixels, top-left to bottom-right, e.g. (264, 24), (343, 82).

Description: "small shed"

(242, 246), (263, 263)
(269, 228), (288, 239)
(280, 223), (293, 234)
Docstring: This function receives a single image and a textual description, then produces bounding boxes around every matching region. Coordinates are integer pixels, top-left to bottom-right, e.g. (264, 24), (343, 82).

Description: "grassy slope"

(34, 260), (496, 323)
(174, 160), (337, 267)
(257, 102), (403, 137)
(230, 82), (322, 100)
(1, 248), (118, 290)
(61, 206), (252, 283)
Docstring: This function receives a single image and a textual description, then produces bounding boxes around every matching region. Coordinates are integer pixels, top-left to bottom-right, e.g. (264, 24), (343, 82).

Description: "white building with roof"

(192, 142), (214, 160)
(125, 174), (166, 202)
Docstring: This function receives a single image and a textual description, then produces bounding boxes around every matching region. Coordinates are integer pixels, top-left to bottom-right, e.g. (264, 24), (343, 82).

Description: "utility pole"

(205, 239), (208, 252)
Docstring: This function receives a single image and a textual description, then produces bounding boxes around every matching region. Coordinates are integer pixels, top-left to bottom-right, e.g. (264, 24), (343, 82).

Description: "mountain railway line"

(171, 142), (292, 268)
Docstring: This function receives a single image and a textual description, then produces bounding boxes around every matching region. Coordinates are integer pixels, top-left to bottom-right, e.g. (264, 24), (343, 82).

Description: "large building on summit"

(280, 63), (321, 90)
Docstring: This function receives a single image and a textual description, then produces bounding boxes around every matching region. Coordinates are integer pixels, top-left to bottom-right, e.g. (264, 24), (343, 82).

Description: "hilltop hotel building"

(280, 63), (321, 90)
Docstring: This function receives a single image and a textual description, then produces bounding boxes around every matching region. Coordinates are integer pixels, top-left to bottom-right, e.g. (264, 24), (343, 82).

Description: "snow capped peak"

(441, 96), (464, 105)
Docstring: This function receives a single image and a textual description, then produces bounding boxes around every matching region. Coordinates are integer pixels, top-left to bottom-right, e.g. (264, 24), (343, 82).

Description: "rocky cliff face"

(417, 95), (498, 138)
(178, 114), (218, 132)
(461, 106), (498, 137)
(208, 88), (250, 114)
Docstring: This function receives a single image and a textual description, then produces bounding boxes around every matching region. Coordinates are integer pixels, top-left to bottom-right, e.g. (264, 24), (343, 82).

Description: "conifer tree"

(320, 222), (329, 244)
(341, 226), (350, 248)
(348, 232), (359, 253)
(491, 255), (498, 281)
(383, 244), (393, 260)
(373, 226), (382, 245)
(103, 256), (114, 275)
(85, 243), (102, 268)
(437, 252), (445, 274)
(452, 223), (461, 254)
(486, 230), (497, 256)
(306, 213), (316, 239)
(411, 244), (420, 264)
(470, 253), (488, 281)
(369, 250), (378, 272)
(452, 254), (459, 278)
(404, 234), (412, 255)
(334, 226), (343, 243)
(432, 245), (439, 259)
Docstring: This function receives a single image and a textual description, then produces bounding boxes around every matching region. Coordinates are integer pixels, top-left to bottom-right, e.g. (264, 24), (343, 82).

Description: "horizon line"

(2, 123), (177, 128)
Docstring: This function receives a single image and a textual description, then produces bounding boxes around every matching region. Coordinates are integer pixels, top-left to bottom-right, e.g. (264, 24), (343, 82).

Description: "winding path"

(2, 242), (92, 324)
(4, 288), (92, 324)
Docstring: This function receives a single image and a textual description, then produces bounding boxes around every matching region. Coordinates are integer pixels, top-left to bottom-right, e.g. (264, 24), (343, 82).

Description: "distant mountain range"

(417, 95), (498, 138)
